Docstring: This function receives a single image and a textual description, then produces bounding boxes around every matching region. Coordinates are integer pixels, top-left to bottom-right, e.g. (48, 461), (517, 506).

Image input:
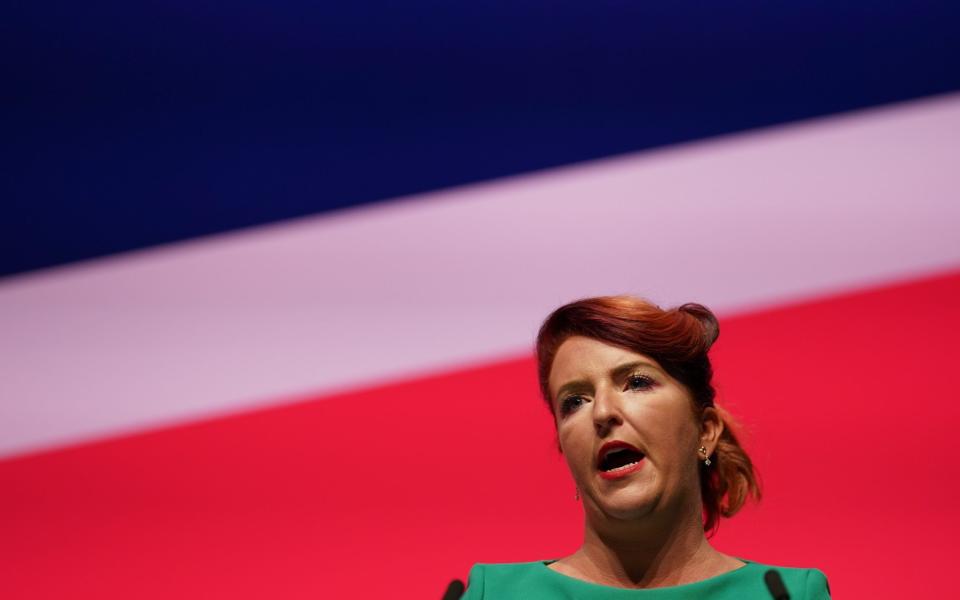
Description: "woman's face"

(548, 335), (718, 522)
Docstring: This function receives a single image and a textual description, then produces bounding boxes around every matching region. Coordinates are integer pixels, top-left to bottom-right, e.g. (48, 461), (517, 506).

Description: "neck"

(569, 498), (728, 588)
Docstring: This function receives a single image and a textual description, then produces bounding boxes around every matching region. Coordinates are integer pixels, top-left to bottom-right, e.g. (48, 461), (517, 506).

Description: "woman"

(460, 296), (830, 599)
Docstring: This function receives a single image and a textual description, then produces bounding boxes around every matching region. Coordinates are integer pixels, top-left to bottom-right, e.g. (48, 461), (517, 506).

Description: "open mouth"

(597, 444), (645, 473)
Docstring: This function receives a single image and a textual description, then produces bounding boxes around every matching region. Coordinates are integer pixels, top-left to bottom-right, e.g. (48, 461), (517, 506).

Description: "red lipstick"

(596, 440), (645, 480)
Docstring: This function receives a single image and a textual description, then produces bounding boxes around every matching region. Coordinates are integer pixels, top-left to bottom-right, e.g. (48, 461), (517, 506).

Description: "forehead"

(548, 336), (663, 390)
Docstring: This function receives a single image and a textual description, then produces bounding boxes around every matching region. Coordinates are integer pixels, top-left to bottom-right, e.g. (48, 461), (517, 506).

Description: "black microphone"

(441, 579), (465, 600)
(764, 569), (790, 600)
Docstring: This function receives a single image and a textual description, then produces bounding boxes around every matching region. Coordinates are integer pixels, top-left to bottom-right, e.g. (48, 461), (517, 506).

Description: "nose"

(592, 385), (623, 437)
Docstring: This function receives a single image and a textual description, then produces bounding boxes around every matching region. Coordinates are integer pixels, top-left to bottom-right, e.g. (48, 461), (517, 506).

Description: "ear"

(699, 406), (724, 455)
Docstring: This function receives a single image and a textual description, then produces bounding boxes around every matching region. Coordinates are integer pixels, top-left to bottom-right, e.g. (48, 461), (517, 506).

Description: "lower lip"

(598, 458), (645, 480)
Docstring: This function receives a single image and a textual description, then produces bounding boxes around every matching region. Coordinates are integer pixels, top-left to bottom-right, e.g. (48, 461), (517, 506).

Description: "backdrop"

(3, 2), (960, 598)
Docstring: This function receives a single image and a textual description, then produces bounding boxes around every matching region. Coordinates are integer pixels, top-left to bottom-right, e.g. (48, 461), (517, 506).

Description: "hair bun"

(677, 303), (720, 349)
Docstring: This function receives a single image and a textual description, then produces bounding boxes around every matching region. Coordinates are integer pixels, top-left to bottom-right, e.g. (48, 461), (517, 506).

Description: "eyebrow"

(553, 360), (661, 404)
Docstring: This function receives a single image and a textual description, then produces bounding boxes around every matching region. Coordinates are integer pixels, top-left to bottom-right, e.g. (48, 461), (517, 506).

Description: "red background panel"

(2, 270), (958, 598)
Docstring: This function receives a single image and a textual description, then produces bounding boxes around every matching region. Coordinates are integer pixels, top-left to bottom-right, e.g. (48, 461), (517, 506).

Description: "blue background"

(5, 1), (960, 277)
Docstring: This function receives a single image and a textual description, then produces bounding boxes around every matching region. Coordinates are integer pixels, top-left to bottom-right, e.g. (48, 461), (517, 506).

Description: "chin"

(593, 489), (658, 521)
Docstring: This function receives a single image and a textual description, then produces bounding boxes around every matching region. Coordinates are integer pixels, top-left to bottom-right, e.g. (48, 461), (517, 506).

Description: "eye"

(559, 394), (586, 417)
(626, 373), (655, 391)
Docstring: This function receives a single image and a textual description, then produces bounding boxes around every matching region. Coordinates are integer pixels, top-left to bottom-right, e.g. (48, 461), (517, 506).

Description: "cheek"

(633, 406), (699, 462)
(556, 426), (590, 471)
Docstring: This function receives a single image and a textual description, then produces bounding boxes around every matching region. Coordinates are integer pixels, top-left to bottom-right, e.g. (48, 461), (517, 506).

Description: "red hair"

(535, 295), (760, 534)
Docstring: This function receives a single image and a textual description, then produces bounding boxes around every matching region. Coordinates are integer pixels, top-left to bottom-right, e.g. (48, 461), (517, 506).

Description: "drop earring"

(698, 446), (712, 467)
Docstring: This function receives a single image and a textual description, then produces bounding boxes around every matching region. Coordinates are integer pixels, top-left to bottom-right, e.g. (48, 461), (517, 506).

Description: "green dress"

(460, 559), (830, 599)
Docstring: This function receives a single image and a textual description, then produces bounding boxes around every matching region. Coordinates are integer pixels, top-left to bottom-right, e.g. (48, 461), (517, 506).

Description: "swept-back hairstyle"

(535, 295), (760, 534)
